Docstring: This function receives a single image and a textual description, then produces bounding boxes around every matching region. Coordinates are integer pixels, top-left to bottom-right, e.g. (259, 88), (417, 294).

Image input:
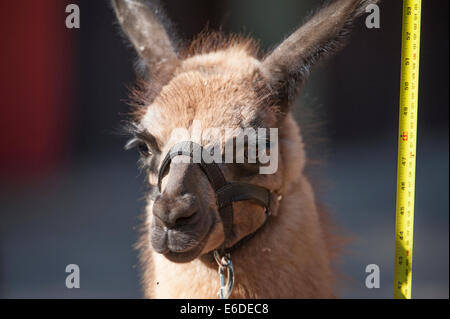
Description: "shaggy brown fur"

(113, 0), (379, 298)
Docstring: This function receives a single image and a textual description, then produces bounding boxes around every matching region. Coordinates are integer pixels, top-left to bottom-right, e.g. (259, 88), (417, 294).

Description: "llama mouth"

(163, 224), (213, 263)
(163, 241), (205, 262)
(150, 219), (214, 263)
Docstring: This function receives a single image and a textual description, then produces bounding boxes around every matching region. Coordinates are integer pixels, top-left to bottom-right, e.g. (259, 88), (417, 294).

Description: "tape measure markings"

(394, 0), (422, 300)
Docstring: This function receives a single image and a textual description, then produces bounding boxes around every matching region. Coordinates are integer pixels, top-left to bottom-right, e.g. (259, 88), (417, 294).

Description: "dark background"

(0, 0), (448, 298)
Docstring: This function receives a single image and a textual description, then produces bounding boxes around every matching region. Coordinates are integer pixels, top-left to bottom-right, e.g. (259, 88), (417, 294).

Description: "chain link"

(214, 250), (234, 299)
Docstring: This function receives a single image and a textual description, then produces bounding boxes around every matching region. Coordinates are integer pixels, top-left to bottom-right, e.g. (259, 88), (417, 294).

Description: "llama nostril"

(170, 210), (198, 227)
(168, 199), (199, 227)
(153, 194), (200, 228)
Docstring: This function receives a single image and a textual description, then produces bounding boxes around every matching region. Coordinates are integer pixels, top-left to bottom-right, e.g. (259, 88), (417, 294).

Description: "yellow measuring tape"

(394, 0), (422, 299)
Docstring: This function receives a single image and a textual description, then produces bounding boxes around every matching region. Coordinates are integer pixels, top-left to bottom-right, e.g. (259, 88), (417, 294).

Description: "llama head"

(114, 0), (376, 262)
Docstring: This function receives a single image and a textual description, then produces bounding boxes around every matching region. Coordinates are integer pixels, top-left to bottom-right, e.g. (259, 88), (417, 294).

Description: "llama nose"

(153, 194), (199, 228)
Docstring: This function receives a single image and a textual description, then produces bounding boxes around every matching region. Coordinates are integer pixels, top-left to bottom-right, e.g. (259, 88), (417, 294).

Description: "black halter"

(157, 141), (275, 251)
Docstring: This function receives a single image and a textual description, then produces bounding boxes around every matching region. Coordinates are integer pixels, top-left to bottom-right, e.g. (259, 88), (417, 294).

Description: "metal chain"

(214, 250), (234, 299)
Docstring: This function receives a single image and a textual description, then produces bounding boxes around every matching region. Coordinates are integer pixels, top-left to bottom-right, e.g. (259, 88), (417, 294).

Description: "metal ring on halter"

(214, 250), (234, 299)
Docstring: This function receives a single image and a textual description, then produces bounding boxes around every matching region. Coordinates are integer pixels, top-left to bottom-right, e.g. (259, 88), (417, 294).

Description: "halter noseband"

(157, 141), (275, 251)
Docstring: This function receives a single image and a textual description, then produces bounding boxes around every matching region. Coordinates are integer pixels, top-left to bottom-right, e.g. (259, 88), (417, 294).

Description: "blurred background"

(0, 0), (448, 298)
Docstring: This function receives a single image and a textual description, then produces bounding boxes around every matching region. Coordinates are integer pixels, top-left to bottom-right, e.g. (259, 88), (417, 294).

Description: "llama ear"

(262, 0), (378, 107)
(112, 0), (179, 84)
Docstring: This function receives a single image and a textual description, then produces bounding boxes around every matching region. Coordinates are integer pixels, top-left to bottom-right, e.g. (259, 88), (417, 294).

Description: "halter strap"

(157, 141), (272, 249)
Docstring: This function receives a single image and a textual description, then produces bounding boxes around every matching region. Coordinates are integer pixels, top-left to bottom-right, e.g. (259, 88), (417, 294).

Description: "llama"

(113, 0), (378, 298)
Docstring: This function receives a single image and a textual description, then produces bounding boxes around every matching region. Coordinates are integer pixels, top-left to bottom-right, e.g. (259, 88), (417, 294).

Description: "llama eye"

(124, 137), (154, 158)
(138, 142), (151, 157)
